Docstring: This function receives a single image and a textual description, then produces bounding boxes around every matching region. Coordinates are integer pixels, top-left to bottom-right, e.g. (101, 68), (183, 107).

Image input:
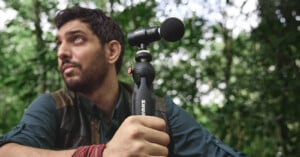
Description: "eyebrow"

(55, 30), (86, 43)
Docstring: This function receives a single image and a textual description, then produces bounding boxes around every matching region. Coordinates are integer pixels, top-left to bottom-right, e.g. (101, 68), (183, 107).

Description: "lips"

(61, 63), (78, 73)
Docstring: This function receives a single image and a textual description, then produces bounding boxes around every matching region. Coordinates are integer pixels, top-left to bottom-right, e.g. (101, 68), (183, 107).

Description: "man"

(0, 6), (246, 157)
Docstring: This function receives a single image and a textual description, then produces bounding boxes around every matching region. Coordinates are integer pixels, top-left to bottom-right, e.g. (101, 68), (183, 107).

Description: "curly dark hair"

(54, 6), (125, 73)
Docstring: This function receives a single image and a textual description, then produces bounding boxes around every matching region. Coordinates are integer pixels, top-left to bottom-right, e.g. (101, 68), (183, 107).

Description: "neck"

(79, 70), (119, 122)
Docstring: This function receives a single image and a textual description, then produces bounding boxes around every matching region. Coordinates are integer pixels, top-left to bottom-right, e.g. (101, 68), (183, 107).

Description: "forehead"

(57, 19), (93, 38)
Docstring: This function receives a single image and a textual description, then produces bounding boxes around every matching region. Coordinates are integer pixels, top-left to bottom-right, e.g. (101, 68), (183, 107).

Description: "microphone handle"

(132, 77), (155, 115)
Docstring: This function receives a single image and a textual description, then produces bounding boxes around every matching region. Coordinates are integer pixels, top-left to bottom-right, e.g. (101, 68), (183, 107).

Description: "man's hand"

(103, 115), (170, 157)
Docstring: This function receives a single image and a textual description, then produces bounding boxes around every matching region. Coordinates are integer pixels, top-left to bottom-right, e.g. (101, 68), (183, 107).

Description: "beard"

(63, 65), (108, 94)
(64, 71), (105, 94)
(60, 53), (108, 94)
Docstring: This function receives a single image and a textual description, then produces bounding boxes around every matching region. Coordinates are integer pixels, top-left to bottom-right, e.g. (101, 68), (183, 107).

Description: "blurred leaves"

(0, 0), (299, 156)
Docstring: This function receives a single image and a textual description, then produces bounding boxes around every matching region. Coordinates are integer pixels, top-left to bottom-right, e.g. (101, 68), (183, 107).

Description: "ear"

(104, 40), (121, 64)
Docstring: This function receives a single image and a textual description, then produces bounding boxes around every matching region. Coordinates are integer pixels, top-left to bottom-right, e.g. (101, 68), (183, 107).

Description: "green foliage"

(0, 0), (61, 134)
(0, 0), (299, 156)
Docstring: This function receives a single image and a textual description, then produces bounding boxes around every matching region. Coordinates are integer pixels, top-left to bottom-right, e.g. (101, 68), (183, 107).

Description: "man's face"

(56, 19), (108, 93)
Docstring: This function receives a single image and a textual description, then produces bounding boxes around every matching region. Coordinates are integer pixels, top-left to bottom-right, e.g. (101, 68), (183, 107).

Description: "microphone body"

(128, 27), (161, 47)
(128, 17), (185, 47)
(129, 18), (185, 116)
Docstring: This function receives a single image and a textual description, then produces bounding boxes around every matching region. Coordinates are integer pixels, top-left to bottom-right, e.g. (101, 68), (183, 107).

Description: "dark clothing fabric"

(51, 85), (167, 148)
(0, 84), (246, 156)
(52, 87), (130, 148)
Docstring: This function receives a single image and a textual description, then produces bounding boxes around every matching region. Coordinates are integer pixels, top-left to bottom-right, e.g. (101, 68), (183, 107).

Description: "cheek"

(71, 48), (88, 64)
(74, 44), (104, 67)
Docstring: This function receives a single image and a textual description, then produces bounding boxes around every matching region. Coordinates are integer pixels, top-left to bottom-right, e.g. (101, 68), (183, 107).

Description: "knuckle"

(128, 125), (143, 138)
(133, 141), (146, 152)
(125, 115), (138, 124)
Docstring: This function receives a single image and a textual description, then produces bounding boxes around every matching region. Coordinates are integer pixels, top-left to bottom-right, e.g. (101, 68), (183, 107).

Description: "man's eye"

(73, 36), (84, 44)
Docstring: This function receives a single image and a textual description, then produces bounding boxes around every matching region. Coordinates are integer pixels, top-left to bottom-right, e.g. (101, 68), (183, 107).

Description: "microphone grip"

(132, 77), (155, 115)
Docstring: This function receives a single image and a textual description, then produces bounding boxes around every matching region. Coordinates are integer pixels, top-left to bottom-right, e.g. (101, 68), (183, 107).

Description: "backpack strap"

(51, 89), (95, 148)
(51, 88), (76, 128)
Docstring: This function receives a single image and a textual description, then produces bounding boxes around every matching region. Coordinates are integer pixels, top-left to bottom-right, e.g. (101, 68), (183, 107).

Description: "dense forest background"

(0, 0), (299, 156)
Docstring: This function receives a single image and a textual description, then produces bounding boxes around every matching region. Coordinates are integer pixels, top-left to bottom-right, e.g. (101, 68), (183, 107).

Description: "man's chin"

(65, 82), (82, 92)
(64, 79), (90, 93)
(64, 78), (80, 90)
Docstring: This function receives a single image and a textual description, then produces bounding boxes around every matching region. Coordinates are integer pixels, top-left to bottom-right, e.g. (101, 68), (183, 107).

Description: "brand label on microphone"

(141, 99), (146, 115)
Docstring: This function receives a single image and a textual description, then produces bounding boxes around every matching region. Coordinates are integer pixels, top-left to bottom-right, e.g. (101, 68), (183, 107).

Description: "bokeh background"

(0, 0), (299, 156)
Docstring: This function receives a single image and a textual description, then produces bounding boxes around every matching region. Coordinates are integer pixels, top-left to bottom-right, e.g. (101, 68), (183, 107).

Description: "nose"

(57, 42), (72, 60)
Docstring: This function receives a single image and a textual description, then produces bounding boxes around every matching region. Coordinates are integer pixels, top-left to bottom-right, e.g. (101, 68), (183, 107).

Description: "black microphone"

(128, 17), (185, 47)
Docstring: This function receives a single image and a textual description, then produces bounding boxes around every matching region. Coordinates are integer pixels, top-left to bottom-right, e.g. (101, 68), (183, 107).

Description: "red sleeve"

(72, 144), (106, 157)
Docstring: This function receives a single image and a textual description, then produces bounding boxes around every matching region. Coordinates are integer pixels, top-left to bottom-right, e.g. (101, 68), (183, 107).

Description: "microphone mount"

(130, 49), (155, 115)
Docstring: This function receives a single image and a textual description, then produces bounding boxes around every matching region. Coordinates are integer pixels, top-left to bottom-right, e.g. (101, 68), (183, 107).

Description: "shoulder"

(163, 97), (247, 156)
(0, 93), (59, 148)
(25, 93), (56, 113)
(163, 96), (207, 130)
(163, 97), (184, 118)
(21, 93), (57, 124)
(22, 90), (70, 124)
